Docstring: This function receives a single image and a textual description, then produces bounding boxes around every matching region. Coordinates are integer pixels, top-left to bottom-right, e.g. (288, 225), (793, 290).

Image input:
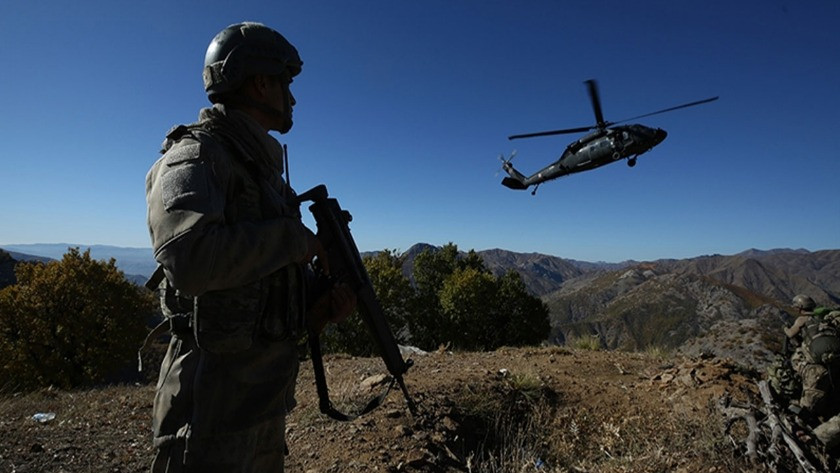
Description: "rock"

(394, 424), (412, 437)
(361, 374), (390, 390)
(441, 416), (459, 431)
(405, 448), (427, 467)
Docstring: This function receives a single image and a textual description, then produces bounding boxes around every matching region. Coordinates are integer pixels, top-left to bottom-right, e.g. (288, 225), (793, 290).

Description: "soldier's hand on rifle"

(307, 283), (356, 333)
(302, 227), (330, 274)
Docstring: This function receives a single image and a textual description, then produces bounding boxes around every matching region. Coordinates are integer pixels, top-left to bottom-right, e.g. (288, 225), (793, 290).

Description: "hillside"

(0, 244), (156, 282)
(3, 244), (837, 368)
(0, 246), (152, 287)
(539, 249), (840, 370)
(0, 346), (766, 472)
(659, 249), (840, 303)
(3, 243), (837, 303)
(399, 245), (840, 304)
(3, 245), (836, 471)
(544, 267), (789, 369)
(476, 248), (585, 297)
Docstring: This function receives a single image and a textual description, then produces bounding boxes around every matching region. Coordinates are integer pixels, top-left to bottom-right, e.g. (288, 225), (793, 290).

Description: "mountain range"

(389, 244), (839, 367)
(0, 244), (155, 286)
(2, 242), (838, 368)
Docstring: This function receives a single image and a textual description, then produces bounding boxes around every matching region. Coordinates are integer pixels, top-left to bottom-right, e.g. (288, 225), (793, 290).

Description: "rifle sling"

(308, 330), (397, 422)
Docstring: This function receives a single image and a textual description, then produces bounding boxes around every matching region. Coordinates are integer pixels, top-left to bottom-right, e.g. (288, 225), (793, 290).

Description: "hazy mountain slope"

(0, 249), (56, 289)
(476, 248), (586, 296)
(0, 244), (156, 282)
(658, 249), (840, 303)
(544, 265), (790, 368)
(2, 243), (838, 368)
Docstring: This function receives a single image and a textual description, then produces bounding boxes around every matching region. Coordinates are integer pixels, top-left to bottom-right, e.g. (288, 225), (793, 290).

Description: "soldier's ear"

(252, 74), (271, 98)
(238, 75), (264, 100)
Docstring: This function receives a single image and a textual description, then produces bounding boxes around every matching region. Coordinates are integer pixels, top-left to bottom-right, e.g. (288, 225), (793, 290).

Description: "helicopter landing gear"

(627, 157), (637, 168)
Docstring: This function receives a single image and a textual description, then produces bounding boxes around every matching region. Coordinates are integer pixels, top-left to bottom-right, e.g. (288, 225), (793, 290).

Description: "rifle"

(297, 184), (417, 421)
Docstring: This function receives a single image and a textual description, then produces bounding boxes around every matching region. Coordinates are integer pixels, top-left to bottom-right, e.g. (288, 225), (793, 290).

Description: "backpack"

(801, 310), (840, 365)
(813, 307), (840, 318)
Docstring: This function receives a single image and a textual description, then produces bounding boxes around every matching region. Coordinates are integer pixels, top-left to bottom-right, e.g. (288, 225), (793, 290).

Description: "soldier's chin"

(276, 118), (293, 134)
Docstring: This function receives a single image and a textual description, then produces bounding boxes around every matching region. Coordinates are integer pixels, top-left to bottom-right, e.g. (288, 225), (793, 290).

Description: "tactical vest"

(158, 124), (306, 354)
(801, 311), (840, 365)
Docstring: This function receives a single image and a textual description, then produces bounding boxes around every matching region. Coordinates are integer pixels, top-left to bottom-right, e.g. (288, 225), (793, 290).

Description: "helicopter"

(500, 79), (718, 194)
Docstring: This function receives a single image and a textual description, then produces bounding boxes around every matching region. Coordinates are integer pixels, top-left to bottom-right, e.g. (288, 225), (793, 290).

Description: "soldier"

(145, 22), (355, 472)
(785, 295), (840, 422)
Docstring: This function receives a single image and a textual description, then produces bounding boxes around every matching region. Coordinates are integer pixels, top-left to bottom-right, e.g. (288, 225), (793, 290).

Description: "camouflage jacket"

(145, 104), (308, 351)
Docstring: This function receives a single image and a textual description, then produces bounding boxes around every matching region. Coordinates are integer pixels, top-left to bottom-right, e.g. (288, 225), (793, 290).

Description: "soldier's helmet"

(792, 294), (816, 311)
(203, 22), (302, 103)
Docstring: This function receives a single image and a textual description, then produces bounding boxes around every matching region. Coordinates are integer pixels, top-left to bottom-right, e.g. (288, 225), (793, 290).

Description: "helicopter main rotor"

(508, 80), (718, 141)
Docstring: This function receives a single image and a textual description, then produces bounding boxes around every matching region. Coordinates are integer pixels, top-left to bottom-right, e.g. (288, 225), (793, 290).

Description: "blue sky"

(1, 0), (838, 262)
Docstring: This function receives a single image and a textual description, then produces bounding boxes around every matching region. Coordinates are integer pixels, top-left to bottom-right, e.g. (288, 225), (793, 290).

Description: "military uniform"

(790, 345), (837, 417)
(785, 312), (840, 420)
(146, 104), (308, 472)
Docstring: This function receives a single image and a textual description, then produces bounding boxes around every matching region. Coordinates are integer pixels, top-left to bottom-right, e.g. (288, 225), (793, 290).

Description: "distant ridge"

(2, 243), (837, 303)
(377, 243), (840, 303)
(2, 243), (838, 368)
(0, 244), (155, 283)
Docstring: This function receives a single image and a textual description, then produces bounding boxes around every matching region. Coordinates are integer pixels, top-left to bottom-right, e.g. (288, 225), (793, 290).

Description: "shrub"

(324, 243), (551, 355)
(323, 249), (415, 356)
(0, 248), (155, 390)
(569, 334), (602, 351)
(410, 244), (550, 351)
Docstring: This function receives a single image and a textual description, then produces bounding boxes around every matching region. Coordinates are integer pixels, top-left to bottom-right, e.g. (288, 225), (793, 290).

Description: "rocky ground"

(1, 346), (771, 472)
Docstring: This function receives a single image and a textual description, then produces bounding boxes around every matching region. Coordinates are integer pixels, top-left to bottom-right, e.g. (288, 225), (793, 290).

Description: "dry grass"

(2, 347), (764, 473)
(567, 334), (601, 351)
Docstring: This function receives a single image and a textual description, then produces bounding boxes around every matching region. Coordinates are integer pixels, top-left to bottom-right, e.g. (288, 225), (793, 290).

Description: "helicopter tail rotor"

(499, 150), (517, 164)
(496, 150), (517, 174)
(498, 150), (529, 190)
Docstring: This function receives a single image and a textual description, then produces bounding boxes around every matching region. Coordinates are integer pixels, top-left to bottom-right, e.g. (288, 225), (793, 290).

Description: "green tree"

(495, 270), (551, 347)
(439, 267), (499, 350)
(0, 248), (155, 390)
(412, 243), (459, 298)
(325, 243), (550, 354)
(323, 249), (414, 356)
(438, 268), (550, 350)
(409, 243), (460, 349)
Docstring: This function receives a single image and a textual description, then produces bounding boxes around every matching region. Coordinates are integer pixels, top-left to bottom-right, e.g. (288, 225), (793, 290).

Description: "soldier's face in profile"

(266, 75), (295, 134)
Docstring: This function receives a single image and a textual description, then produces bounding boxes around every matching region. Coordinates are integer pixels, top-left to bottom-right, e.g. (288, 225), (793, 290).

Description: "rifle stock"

(298, 184), (416, 419)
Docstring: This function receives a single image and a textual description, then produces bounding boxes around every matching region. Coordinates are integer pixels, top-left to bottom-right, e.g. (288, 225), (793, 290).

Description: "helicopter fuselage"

(501, 79), (716, 193)
(502, 124), (666, 191)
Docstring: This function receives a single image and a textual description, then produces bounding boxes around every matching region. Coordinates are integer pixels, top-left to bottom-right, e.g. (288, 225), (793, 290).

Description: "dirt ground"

(0, 346), (766, 472)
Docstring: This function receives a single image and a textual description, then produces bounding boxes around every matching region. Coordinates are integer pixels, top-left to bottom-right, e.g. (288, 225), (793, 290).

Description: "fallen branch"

(718, 396), (759, 461)
(757, 380), (820, 473)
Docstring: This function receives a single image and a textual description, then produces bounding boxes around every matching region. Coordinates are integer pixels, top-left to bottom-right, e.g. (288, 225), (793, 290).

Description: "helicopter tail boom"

(501, 176), (528, 190)
(499, 153), (530, 190)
